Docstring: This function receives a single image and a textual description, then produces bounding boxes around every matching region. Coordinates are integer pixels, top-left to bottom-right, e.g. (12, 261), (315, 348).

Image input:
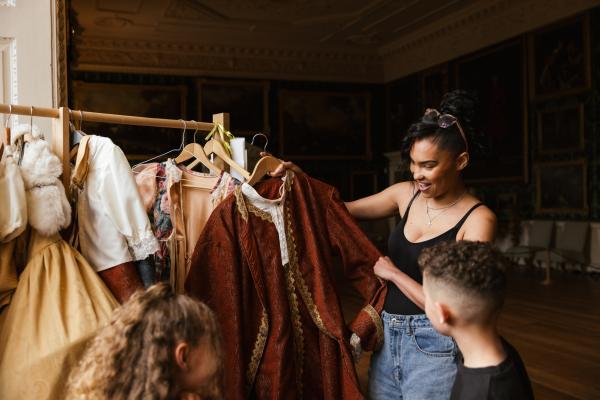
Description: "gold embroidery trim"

(246, 308), (269, 394)
(284, 200), (335, 339)
(363, 304), (384, 348)
(284, 170), (294, 191)
(283, 263), (304, 398)
(246, 202), (273, 223)
(234, 187), (248, 221)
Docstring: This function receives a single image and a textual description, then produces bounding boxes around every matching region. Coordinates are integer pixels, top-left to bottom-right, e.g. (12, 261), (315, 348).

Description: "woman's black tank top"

(384, 191), (483, 315)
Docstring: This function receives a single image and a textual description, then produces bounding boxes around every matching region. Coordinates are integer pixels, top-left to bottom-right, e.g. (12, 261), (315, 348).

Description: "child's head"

(68, 282), (222, 400)
(418, 241), (510, 335)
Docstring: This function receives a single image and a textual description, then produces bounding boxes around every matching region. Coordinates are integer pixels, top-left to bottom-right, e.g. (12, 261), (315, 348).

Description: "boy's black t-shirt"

(450, 337), (534, 400)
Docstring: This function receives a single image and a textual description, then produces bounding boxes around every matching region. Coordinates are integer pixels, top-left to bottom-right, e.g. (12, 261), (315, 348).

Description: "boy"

(418, 241), (534, 400)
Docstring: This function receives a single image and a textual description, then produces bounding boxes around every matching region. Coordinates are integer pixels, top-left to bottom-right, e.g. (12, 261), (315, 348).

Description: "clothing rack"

(0, 103), (230, 189)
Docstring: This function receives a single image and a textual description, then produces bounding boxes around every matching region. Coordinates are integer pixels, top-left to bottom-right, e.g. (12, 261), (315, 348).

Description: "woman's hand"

(374, 256), (425, 309)
(260, 152), (303, 177)
(373, 256), (399, 282)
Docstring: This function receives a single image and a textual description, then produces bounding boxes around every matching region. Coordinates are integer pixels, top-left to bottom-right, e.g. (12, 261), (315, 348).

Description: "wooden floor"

(498, 269), (600, 400)
(337, 267), (600, 399)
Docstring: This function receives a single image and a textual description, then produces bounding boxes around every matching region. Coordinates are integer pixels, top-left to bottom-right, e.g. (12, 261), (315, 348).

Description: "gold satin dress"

(0, 229), (118, 400)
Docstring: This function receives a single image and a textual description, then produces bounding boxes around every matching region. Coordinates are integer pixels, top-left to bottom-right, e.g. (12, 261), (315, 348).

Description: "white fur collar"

(11, 123), (43, 143)
(19, 127), (71, 236)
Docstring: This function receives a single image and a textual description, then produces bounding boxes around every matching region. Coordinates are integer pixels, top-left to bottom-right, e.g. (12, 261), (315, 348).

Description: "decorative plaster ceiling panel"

(72, 0), (478, 48)
(70, 0), (599, 82)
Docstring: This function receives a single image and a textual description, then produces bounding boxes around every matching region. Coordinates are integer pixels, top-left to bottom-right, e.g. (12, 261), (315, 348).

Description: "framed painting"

(386, 75), (419, 152)
(421, 64), (449, 110)
(535, 159), (588, 214)
(71, 81), (187, 159)
(537, 102), (584, 154)
(456, 39), (528, 183)
(529, 14), (591, 100)
(279, 90), (371, 159)
(197, 79), (269, 137)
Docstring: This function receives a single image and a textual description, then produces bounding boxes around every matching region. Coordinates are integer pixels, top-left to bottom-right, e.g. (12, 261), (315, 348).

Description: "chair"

(504, 220), (554, 266)
(588, 223), (600, 273)
(534, 221), (589, 272)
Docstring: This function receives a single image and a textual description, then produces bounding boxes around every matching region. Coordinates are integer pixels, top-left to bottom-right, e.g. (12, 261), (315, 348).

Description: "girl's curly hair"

(67, 283), (222, 400)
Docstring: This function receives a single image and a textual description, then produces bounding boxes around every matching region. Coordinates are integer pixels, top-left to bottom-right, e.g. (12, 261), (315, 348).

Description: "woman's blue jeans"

(368, 312), (458, 400)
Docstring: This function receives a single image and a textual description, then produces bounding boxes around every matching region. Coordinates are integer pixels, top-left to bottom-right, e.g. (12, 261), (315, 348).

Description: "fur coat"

(11, 124), (71, 236)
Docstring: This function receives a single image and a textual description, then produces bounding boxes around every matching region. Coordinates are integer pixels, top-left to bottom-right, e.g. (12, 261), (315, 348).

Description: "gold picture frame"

(535, 159), (588, 215)
(70, 81), (187, 160)
(197, 79), (269, 137)
(278, 90), (371, 159)
(537, 102), (584, 154)
(455, 39), (528, 183)
(528, 14), (591, 101)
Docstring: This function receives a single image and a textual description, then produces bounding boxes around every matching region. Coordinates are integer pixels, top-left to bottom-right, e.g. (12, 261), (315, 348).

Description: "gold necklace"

(425, 192), (466, 227)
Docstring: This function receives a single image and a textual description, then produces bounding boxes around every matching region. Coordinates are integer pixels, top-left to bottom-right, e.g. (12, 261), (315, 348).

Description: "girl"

(67, 283), (222, 400)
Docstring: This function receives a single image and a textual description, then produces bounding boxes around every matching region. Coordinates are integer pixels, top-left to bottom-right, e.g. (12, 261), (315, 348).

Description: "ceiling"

(69, 0), (597, 82)
(72, 0), (477, 51)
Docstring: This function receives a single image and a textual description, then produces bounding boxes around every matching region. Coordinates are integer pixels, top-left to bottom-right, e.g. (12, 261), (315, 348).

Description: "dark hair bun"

(439, 89), (477, 129)
(440, 89), (486, 155)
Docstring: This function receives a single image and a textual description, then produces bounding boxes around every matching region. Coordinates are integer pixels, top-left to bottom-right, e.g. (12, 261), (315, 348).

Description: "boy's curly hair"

(67, 282), (222, 400)
(419, 241), (512, 315)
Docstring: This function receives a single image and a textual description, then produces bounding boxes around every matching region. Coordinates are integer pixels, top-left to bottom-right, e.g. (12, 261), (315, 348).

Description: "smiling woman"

(352, 90), (496, 400)
(271, 90), (497, 399)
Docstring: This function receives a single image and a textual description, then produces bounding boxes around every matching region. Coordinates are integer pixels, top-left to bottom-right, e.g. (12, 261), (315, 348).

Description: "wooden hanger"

(174, 142), (221, 173)
(188, 122), (249, 179)
(173, 121), (221, 172)
(247, 155), (282, 186)
(132, 120), (217, 173)
(201, 137), (249, 180)
(246, 133), (282, 185)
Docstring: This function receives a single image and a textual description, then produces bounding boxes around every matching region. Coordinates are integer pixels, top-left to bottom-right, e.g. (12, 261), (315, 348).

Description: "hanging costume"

(0, 125), (118, 400)
(0, 146), (26, 309)
(71, 135), (158, 301)
(134, 160), (239, 292)
(185, 171), (387, 399)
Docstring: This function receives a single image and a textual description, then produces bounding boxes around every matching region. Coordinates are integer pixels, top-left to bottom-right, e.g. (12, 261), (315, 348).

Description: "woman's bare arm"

(345, 181), (414, 220)
(266, 154), (414, 221)
(461, 206), (497, 242)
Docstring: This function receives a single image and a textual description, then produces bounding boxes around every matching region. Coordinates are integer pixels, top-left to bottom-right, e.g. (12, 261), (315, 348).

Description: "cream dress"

(0, 126), (118, 400)
(0, 150), (26, 309)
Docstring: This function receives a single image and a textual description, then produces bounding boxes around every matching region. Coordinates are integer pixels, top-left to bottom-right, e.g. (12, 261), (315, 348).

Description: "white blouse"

(76, 136), (159, 272)
(241, 180), (289, 265)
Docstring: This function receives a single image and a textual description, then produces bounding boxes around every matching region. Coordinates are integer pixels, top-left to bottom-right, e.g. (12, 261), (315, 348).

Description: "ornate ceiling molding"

(73, 37), (383, 82)
(381, 0), (599, 81)
(72, 0), (598, 83)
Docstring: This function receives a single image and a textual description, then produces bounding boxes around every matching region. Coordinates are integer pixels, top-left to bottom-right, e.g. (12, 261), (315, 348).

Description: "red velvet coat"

(185, 172), (386, 399)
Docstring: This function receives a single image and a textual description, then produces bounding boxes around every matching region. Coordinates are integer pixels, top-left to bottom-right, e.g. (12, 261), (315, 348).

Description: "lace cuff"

(350, 333), (363, 363)
(127, 229), (160, 261)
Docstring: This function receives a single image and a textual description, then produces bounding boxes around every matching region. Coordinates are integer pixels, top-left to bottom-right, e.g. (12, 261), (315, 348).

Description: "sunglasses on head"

(423, 108), (469, 153)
